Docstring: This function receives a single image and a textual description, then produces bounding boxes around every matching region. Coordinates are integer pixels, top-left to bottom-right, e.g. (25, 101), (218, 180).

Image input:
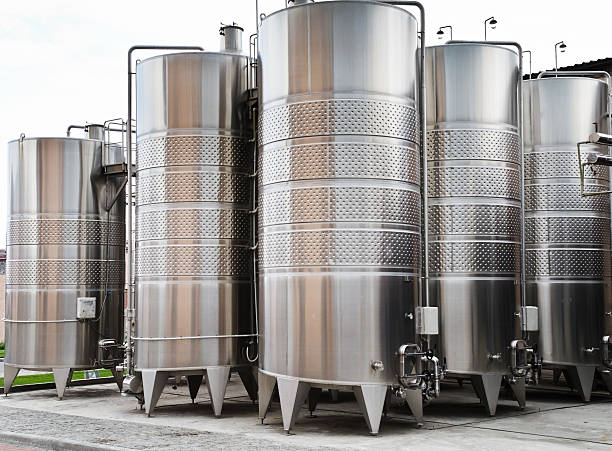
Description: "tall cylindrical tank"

(134, 29), (256, 416)
(4, 136), (125, 398)
(257, 1), (420, 434)
(523, 76), (612, 400)
(426, 43), (523, 414)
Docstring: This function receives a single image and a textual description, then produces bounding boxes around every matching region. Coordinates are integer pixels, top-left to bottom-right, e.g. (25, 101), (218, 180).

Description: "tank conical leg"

(354, 384), (388, 435)
(564, 366), (595, 402)
(276, 377), (311, 433)
(330, 389), (339, 402)
(307, 387), (322, 416)
(599, 369), (612, 394)
(141, 370), (169, 416)
(110, 367), (123, 392)
(187, 375), (204, 403)
(238, 367), (258, 402)
(400, 387), (424, 427)
(509, 378), (526, 409)
(3, 366), (20, 395)
(382, 390), (392, 417)
(471, 374), (503, 416)
(65, 369), (74, 389)
(205, 366), (230, 418)
(53, 368), (72, 400)
(258, 371), (277, 422)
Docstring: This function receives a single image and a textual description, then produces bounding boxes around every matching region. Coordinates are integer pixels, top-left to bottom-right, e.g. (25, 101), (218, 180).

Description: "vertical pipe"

(383, 1), (428, 310)
(126, 45), (203, 375)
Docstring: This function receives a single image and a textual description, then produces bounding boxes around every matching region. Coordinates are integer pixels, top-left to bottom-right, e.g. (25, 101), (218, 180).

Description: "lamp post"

(522, 50), (532, 80)
(555, 41), (567, 73)
(484, 16), (497, 40)
(437, 25), (453, 40)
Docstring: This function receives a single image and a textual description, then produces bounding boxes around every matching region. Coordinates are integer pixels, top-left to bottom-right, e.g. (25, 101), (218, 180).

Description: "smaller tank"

(4, 126), (126, 398)
(523, 75), (612, 400)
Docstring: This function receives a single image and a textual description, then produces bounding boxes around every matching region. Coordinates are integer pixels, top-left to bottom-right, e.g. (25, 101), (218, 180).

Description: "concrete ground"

(0, 371), (610, 450)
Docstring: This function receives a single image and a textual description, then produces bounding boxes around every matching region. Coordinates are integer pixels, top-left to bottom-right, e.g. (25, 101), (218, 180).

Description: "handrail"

(537, 70), (611, 89)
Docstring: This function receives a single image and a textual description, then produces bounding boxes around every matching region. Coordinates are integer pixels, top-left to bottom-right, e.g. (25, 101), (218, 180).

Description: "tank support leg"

(205, 366), (231, 418)
(509, 378), (526, 409)
(330, 389), (340, 402)
(65, 369), (74, 388)
(471, 374), (502, 416)
(258, 372), (277, 422)
(187, 374), (204, 403)
(238, 367), (258, 402)
(110, 367), (123, 392)
(354, 384), (388, 435)
(307, 387), (322, 416)
(382, 389), (392, 417)
(3, 366), (20, 395)
(599, 369), (612, 394)
(552, 368), (563, 385)
(277, 377), (311, 433)
(564, 366), (595, 402)
(53, 368), (72, 400)
(400, 387), (424, 427)
(141, 370), (168, 416)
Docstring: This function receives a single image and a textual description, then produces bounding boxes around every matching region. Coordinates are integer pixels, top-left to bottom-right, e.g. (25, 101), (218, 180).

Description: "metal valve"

(370, 360), (385, 372)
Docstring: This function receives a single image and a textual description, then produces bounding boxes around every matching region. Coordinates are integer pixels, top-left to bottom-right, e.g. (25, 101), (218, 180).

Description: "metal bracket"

(98, 339), (124, 367)
(603, 336), (612, 368)
(577, 141), (612, 197)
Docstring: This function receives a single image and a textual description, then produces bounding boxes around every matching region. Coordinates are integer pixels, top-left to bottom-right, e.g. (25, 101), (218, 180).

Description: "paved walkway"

(0, 372), (610, 450)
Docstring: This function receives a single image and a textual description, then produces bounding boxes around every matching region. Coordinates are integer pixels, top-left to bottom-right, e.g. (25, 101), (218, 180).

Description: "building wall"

(0, 274), (5, 343)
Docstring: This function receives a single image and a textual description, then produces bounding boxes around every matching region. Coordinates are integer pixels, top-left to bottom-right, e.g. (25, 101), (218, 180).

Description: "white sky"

(1, 0), (611, 246)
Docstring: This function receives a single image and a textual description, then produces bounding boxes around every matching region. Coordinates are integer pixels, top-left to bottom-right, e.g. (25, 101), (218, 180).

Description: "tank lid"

(289, 0), (314, 5)
(219, 23), (243, 53)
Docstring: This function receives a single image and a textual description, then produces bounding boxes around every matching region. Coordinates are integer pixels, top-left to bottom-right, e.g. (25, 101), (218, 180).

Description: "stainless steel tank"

(426, 43), (525, 414)
(257, 1), (421, 434)
(4, 134), (125, 398)
(523, 76), (612, 400)
(134, 26), (257, 417)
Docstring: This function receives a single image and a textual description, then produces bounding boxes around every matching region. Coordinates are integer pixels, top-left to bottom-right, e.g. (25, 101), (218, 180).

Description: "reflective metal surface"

(134, 51), (253, 372)
(5, 137), (125, 370)
(258, 0), (419, 386)
(426, 44), (522, 376)
(523, 77), (611, 368)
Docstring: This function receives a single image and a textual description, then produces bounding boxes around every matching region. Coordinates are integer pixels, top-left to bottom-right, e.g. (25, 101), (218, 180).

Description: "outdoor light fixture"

(555, 41), (567, 73)
(437, 25), (453, 40)
(484, 16), (497, 40)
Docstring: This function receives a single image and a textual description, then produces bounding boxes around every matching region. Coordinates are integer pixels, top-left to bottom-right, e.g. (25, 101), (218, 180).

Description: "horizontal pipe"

(590, 132), (612, 145)
(133, 333), (258, 341)
(66, 124), (86, 137)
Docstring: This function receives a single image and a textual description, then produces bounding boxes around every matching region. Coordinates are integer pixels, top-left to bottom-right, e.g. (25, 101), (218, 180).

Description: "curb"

(0, 431), (127, 451)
